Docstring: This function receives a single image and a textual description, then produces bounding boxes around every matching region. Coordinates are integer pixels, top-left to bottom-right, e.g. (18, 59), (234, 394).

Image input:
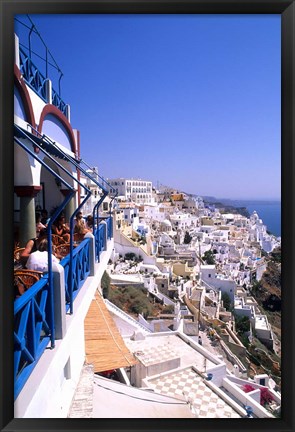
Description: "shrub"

(162, 305), (175, 314)
(101, 271), (111, 298)
(183, 231), (192, 244)
(108, 285), (155, 318)
(243, 384), (274, 407)
(202, 250), (215, 264)
(234, 314), (250, 335)
(125, 252), (136, 261)
(243, 384), (255, 393)
(221, 292), (231, 310)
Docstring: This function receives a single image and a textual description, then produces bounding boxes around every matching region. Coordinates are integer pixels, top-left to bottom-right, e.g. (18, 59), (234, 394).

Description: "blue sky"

(15, 14), (281, 200)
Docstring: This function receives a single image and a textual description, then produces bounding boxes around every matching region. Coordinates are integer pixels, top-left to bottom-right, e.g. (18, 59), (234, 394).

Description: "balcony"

(19, 46), (67, 116)
(14, 218), (114, 401)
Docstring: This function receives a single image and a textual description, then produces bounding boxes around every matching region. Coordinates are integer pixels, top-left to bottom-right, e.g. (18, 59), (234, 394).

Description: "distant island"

(203, 199), (250, 219)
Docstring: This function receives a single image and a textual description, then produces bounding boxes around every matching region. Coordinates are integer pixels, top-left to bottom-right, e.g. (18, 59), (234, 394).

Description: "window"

(208, 274), (211, 278)
(125, 215), (128, 219)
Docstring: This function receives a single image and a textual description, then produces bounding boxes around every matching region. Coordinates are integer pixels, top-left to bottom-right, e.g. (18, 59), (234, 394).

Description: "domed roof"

(162, 219), (172, 226)
(251, 211), (259, 220)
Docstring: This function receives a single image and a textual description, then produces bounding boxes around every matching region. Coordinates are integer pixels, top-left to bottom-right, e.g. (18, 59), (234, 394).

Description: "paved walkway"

(191, 330), (236, 374)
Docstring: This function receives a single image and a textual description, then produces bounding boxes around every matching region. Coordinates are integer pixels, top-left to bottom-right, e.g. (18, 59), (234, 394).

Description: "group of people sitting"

(20, 210), (94, 272)
(51, 211), (93, 242)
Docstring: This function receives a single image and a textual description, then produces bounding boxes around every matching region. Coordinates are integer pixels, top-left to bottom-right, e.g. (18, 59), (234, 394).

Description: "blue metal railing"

(18, 46), (67, 115)
(14, 276), (50, 400)
(95, 223), (107, 261)
(93, 216), (113, 261)
(60, 239), (91, 312)
(14, 124), (92, 316)
(106, 216), (113, 239)
(80, 163), (117, 238)
(33, 131), (117, 263)
(14, 238), (92, 398)
(52, 88), (67, 114)
(13, 125), (114, 398)
(19, 46), (47, 102)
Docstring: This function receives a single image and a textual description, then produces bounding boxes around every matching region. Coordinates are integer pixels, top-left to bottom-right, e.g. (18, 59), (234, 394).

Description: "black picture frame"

(1, 1), (294, 432)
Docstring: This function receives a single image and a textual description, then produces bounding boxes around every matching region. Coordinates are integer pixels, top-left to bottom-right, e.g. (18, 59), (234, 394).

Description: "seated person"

(20, 228), (48, 267)
(52, 214), (70, 242)
(86, 214), (94, 231)
(26, 238), (60, 272)
(74, 219), (90, 242)
(74, 211), (86, 228)
(36, 212), (47, 237)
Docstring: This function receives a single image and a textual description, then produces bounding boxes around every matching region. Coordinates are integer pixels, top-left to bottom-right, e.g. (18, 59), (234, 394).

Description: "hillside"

(250, 248), (281, 338)
(202, 197), (250, 218)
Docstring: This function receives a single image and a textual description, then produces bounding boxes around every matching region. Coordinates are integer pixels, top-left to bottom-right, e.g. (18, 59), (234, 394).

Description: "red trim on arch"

(38, 105), (76, 154)
(14, 64), (36, 129)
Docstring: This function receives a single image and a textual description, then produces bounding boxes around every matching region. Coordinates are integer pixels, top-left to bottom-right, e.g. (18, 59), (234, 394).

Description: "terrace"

(14, 212), (115, 401)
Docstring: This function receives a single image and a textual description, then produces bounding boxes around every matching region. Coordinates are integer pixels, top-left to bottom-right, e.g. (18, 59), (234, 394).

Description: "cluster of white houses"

(13, 17), (281, 419)
(104, 185), (280, 351)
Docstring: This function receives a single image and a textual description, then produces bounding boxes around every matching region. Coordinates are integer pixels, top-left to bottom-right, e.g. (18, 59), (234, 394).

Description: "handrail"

(74, 158), (118, 239)
(59, 238), (91, 311)
(15, 15), (64, 93)
(14, 275), (50, 399)
(15, 129), (73, 346)
(76, 157), (116, 196)
(27, 126), (114, 259)
(29, 125), (110, 194)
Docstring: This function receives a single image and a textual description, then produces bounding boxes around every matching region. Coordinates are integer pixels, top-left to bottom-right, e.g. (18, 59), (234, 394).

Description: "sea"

(226, 199), (281, 238)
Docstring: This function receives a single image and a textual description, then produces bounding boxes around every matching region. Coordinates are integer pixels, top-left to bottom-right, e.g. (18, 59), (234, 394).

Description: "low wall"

(222, 377), (274, 418)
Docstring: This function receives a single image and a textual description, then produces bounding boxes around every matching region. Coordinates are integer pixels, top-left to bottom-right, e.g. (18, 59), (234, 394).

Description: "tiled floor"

(134, 343), (179, 366)
(125, 334), (216, 371)
(148, 367), (241, 418)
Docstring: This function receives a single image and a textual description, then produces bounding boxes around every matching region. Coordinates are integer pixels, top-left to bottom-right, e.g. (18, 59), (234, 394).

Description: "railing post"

(45, 78), (52, 104)
(14, 34), (20, 68)
(101, 220), (107, 251)
(85, 233), (95, 276)
(65, 104), (71, 122)
(51, 263), (66, 339)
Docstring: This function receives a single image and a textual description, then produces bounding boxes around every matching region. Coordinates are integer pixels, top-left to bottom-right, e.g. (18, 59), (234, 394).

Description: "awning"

(84, 292), (138, 372)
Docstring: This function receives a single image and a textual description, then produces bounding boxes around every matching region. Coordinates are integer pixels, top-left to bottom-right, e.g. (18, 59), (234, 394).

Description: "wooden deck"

(84, 292), (137, 372)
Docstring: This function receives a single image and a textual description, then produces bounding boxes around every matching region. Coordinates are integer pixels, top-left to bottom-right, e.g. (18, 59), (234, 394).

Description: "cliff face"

(258, 261), (281, 312)
(251, 251), (281, 338)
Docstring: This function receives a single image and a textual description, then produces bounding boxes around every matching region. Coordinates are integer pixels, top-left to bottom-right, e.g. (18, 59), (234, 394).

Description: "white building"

(200, 265), (237, 304)
(107, 177), (153, 204)
(170, 212), (198, 230)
